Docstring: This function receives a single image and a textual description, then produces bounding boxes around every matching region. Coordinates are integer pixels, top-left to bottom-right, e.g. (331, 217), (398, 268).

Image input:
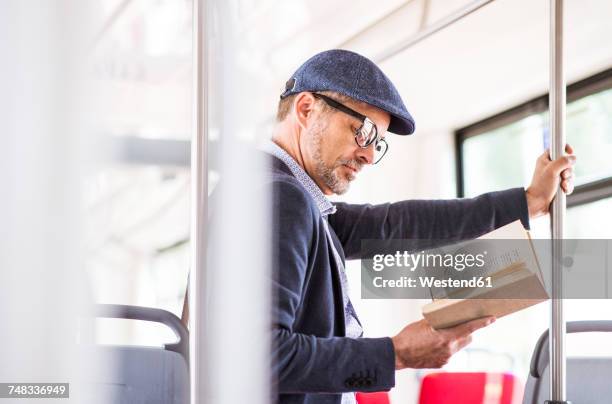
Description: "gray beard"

(309, 123), (351, 195)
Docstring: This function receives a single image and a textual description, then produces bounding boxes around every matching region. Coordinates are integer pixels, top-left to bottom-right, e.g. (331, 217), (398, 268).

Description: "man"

(265, 49), (575, 404)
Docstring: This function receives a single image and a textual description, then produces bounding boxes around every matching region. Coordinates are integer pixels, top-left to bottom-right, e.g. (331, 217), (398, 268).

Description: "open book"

(422, 220), (548, 329)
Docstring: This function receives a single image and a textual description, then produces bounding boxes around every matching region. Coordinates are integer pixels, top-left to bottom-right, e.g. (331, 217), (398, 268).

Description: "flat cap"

(280, 49), (415, 135)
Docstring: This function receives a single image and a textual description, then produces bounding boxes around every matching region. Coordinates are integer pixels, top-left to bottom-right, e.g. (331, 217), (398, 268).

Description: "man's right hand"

(391, 317), (495, 370)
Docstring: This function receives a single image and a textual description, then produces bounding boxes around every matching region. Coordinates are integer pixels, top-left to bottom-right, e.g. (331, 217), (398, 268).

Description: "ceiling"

(93, 0), (612, 138)
(247, 0), (612, 136)
(375, 0), (612, 135)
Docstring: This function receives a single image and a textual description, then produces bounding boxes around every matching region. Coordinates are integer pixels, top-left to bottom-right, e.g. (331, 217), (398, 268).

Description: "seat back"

(356, 391), (391, 404)
(523, 320), (612, 404)
(523, 357), (612, 404)
(90, 345), (189, 404)
(419, 372), (523, 404)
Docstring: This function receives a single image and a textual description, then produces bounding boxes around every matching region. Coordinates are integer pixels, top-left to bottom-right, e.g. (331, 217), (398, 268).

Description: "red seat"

(418, 372), (523, 404)
(356, 391), (391, 404)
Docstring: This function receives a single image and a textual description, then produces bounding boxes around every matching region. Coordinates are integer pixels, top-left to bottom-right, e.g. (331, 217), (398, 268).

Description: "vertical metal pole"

(547, 0), (569, 403)
(189, 1), (270, 403)
(190, 0), (207, 403)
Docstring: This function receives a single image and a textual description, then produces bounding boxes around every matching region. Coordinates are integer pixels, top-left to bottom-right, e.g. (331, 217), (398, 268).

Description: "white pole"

(189, 1), (271, 403)
(548, 0), (568, 402)
(0, 1), (99, 402)
(189, 0), (208, 402)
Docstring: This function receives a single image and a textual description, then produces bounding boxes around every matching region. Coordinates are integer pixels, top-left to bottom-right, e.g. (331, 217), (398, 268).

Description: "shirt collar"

(263, 141), (336, 216)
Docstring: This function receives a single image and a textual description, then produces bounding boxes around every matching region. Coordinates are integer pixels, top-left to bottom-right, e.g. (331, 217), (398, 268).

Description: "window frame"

(455, 67), (612, 208)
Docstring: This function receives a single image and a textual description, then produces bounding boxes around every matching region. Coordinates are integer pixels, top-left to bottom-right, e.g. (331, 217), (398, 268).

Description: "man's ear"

(293, 92), (316, 130)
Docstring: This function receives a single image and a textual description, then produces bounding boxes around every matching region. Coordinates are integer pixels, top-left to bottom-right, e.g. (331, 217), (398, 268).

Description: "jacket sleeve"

(328, 187), (530, 260)
(271, 180), (395, 393)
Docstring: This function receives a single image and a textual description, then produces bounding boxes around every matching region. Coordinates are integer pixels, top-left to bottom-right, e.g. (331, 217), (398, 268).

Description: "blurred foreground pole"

(0, 1), (100, 403)
(190, 1), (271, 403)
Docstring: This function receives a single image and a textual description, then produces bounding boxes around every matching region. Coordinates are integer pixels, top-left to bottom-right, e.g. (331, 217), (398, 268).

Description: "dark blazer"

(269, 155), (530, 404)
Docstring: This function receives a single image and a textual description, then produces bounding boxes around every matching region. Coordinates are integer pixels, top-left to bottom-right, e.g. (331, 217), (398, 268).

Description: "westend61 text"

(372, 276), (493, 289)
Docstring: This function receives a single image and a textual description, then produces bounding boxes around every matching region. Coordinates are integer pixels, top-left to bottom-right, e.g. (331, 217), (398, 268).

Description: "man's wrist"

(525, 188), (547, 219)
(391, 335), (405, 370)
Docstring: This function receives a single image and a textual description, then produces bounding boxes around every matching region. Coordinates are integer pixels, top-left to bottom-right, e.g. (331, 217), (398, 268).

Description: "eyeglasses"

(312, 93), (389, 164)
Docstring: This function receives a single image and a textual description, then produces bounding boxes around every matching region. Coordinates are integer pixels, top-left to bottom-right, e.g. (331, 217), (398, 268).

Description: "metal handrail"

(190, 0), (208, 403)
(548, 0), (568, 402)
(93, 303), (189, 362)
(530, 321), (612, 379)
(373, 0), (495, 63)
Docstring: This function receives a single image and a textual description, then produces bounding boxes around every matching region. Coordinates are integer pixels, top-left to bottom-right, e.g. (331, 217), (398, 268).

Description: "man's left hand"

(526, 144), (576, 219)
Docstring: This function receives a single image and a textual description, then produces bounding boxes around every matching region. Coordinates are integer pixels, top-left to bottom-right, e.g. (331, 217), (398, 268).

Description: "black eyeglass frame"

(311, 93), (389, 164)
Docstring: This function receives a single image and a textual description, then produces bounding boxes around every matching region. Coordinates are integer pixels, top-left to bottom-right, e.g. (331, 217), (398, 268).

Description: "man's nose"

(356, 144), (375, 165)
